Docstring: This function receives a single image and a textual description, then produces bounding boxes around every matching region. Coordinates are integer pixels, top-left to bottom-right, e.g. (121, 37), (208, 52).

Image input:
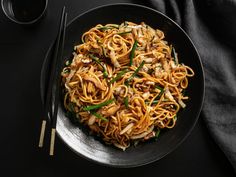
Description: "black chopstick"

(38, 6), (66, 149)
(49, 11), (67, 156)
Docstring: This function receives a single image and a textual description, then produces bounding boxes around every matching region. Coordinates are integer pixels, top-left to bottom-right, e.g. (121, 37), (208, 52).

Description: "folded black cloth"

(138, 0), (236, 172)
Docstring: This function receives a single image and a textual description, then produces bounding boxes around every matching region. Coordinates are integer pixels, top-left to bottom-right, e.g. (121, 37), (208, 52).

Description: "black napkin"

(138, 0), (236, 172)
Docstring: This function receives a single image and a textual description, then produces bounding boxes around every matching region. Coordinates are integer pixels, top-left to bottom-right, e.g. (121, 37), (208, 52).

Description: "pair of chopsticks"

(38, 6), (67, 156)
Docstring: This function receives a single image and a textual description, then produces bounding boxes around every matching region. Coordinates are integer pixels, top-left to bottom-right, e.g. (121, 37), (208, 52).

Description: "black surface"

(0, 0), (235, 176)
(41, 3), (204, 168)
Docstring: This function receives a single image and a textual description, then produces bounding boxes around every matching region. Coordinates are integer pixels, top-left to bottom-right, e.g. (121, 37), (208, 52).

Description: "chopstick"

(49, 11), (67, 156)
(38, 6), (67, 155)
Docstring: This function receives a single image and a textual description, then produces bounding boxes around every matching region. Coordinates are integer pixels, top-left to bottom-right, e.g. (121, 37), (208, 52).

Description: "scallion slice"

(83, 99), (115, 111)
(91, 112), (108, 122)
(125, 60), (145, 85)
(171, 46), (178, 65)
(89, 54), (108, 78)
(155, 86), (164, 100)
(155, 129), (161, 140)
(124, 96), (129, 108)
(129, 40), (138, 66)
(109, 69), (128, 84)
(117, 30), (132, 35)
(97, 25), (119, 31)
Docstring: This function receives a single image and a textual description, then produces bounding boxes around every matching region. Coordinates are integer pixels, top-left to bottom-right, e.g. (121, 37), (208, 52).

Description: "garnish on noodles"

(61, 21), (194, 151)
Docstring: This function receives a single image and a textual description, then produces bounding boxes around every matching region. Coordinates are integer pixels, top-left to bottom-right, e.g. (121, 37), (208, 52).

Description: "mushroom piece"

(120, 123), (134, 135)
(83, 74), (106, 91)
(101, 104), (120, 117)
(131, 125), (154, 139)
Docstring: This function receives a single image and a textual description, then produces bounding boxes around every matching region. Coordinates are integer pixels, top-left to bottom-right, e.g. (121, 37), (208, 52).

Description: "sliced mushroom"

(88, 114), (96, 126)
(131, 125), (154, 139)
(109, 50), (120, 68)
(101, 104), (120, 117)
(120, 123), (134, 135)
(83, 74), (106, 91)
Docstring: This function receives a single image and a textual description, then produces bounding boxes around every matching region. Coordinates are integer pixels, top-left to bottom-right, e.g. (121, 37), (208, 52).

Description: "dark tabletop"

(0, 0), (235, 176)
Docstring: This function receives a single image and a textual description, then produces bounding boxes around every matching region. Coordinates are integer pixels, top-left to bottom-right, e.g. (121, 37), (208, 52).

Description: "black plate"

(40, 3), (205, 167)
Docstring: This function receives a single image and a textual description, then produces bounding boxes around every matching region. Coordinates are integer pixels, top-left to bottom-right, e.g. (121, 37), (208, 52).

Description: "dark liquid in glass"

(11, 0), (46, 22)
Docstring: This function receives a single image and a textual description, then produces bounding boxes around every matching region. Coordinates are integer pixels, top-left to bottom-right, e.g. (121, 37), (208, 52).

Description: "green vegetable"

(109, 69), (128, 84)
(151, 100), (159, 104)
(97, 27), (112, 31)
(124, 96), (129, 108)
(155, 129), (161, 140)
(155, 86), (165, 100)
(63, 68), (70, 73)
(65, 60), (71, 66)
(147, 86), (164, 105)
(117, 30), (132, 35)
(97, 25), (119, 31)
(68, 102), (75, 112)
(147, 68), (154, 75)
(182, 89), (186, 96)
(171, 46), (178, 65)
(66, 103), (80, 125)
(156, 85), (163, 91)
(91, 112), (108, 122)
(83, 99), (115, 111)
(129, 40), (138, 66)
(89, 54), (108, 78)
(102, 46), (108, 57)
(174, 115), (177, 121)
(125, 60), (145, 85)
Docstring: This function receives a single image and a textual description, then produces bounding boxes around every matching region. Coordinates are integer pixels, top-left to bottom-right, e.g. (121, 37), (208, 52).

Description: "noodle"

(61, 21), (195, 150)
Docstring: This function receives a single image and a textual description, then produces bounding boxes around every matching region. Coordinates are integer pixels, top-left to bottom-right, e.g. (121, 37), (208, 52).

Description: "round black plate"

(40, 3), (205, 167)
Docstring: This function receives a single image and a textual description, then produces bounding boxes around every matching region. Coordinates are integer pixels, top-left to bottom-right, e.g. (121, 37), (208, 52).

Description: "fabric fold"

(141, 0), (236, 172)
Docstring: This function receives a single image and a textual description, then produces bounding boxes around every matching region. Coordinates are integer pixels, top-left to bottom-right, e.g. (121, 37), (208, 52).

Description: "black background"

(0, 0), (235, 176)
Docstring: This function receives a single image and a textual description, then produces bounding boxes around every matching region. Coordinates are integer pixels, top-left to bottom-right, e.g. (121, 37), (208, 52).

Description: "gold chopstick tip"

(49, 128), (56, 156)
(38, 120), (47, 148)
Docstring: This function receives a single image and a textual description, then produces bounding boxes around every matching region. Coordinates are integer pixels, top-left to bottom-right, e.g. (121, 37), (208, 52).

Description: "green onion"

(134, 140), (139, 147)
(117, 30), (132, 35)
(109, 69), (128, 84)
(91, 112), (108, 122)
(124, 96), (129, 108)
(156, 85), (163, 91)
(171, 46), (178, 65)
(65, 60), (71, 66)
(89, 54), (108, 78)
(155, 129), (161, 140)
(152, 100), (159, 104)
(97, 26), (112, 31)
(97, 25), (119, 31)
(83, 99), (115, 111)
(174, 115), (177, 121)
(102, 46), (108, 57)
(125, 60), (145, 85)
(129, 40), (138, 66)
(66, 103), (80, 125)
(110, 24), (120, 28)
(148, 86), (164, 105)
(68, 102), (75, 112)
(63, 68), (70, 73)
(147, 68), (154, 75)
(155, 86), (165, 100)
(145, 86), (164, 105)
(182, 89), (186, 96)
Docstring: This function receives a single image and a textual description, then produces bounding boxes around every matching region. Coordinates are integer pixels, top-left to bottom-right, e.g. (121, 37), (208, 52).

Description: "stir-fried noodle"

(61, 21), (194, 150)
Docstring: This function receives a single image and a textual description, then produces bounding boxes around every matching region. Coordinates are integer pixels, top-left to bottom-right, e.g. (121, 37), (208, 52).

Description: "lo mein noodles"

(61, 21), (194, 150)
